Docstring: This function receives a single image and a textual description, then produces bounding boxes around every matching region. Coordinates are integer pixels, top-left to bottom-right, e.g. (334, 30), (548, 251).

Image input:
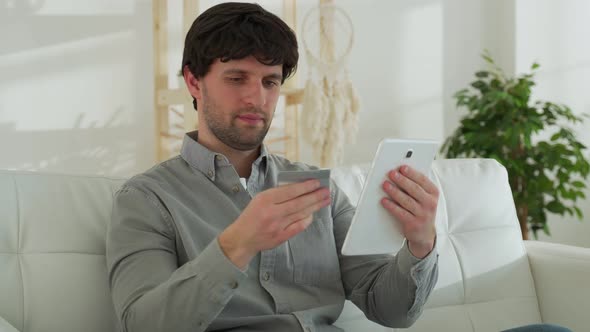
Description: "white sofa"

(1, 159), (589, 332)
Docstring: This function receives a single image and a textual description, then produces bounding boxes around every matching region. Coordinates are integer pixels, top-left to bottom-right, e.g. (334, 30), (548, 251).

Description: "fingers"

(386, 169), (428, 204)
(277, 188), (331, 240)
(381, 197), (417, 224)
(270, 179), (322, 203)
(281, 195), (331, 228)
(273, 197), (330, 244)
(280, 215), (314, 241)
(382, 181), (421, 216)
(397, 165), (439, 196)
(383, 165), (439, 219)
(280, 187), (330, 216)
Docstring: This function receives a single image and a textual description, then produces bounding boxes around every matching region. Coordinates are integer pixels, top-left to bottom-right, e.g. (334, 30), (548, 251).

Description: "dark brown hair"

(182, 2), (299, 110)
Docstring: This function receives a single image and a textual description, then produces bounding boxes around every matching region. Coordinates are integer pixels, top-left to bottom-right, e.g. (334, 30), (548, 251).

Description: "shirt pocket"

(288, 211), (341, 286)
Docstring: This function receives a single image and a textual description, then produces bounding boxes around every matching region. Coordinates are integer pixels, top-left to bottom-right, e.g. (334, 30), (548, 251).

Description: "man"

(106, 3), (440, 331)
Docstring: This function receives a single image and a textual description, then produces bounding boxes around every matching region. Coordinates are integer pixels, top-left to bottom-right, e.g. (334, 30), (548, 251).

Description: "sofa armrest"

(0, 317), (19, 332)
(525, 240), (590, 331)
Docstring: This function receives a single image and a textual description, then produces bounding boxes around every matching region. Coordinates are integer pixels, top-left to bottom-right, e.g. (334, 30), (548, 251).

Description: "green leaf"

(546, 200), (565, 214)
(453, 89), (469, 98)
(542, 222), (551, 236)
(574, 206), (583, 219)
(524, 135), (532, 149)
(482, 52), (494, 64)
(572, 181), (585, 188)
(475, 71), (489, 78)
(471, 80), (488, 91)
(531, 63), (540, 70)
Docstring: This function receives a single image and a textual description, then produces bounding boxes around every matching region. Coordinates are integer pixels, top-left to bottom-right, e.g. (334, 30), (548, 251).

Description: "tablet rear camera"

(405, 149), (413, 158)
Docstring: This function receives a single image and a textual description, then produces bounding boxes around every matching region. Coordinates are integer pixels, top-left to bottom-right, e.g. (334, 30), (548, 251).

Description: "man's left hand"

(381, 165), (438, 259)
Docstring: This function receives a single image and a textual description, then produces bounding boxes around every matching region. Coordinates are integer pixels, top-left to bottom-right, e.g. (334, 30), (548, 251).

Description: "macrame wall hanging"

(301, 3), (360, 167)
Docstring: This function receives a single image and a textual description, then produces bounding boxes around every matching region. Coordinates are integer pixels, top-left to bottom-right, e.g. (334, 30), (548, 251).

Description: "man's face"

(188, 56), (283, 151)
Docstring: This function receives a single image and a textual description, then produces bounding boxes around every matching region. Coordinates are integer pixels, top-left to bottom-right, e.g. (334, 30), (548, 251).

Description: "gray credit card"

(277, 169), (331, 218)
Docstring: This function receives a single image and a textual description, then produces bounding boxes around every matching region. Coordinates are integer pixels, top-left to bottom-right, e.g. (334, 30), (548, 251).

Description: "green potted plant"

(441, 51), (590, 240)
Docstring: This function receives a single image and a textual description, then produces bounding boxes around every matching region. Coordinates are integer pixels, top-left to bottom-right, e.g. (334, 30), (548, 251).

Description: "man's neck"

(196, 132), (260, 178)
(224, 148), (260, 179)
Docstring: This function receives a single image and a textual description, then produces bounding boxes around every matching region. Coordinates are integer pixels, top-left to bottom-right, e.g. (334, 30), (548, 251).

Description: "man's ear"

(183, 66), (202, 101)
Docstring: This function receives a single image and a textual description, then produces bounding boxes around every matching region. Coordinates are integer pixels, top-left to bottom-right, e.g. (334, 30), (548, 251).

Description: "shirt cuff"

(396, 237), (439, 281)
(186, 238), (249, 305)
(396, 237), (439, 318)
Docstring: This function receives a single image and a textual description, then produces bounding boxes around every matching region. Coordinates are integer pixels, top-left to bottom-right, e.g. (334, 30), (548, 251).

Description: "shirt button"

(207, 170), (213, 178)
(215, 155), (223, 161)
(230, 281), (239, 289)
(262, 272), (270, 281)
(232, 185), (241, 193)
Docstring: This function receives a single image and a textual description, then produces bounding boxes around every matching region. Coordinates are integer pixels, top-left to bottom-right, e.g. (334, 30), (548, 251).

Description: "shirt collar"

(254, 144), (269, 167)
(180, 130), (269, 180)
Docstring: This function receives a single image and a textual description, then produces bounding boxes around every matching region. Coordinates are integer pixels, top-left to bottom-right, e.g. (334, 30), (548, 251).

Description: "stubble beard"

(201, 87), (272, 151)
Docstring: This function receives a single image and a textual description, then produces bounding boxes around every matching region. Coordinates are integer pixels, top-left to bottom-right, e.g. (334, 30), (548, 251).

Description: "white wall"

(442, 0), (516, 136)
(515, 0), (590, 247)
(0, 0), (155, 177)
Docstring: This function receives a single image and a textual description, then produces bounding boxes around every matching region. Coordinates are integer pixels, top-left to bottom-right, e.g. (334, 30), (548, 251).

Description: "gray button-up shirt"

(106, 131), (438, 332)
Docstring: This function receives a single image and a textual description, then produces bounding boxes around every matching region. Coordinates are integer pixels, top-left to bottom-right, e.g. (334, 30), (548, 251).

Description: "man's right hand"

(218, 179), (331, 270)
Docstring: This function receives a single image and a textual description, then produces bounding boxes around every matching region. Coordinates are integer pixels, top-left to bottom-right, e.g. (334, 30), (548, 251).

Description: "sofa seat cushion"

(0, 316), (19, 332)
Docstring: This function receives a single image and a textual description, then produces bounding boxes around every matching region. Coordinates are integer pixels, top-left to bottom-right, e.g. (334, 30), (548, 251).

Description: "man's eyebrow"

(265, 73), (283, 81)
(222, 69), (282, 81)
(222, 69), (248, 76)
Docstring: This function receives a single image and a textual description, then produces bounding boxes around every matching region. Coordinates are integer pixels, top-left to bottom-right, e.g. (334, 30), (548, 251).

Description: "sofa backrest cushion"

(0, 171), (124, 332)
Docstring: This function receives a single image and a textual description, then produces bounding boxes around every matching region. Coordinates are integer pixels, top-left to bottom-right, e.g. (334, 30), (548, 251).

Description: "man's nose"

(242, 81), (266, 107)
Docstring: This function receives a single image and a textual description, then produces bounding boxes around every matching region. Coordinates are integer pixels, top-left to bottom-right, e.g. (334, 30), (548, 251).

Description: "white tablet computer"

(341, 138), (439, 256)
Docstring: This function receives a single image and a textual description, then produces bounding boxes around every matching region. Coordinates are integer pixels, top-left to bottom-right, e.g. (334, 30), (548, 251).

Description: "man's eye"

(263, 80), (279, 88)
(227, 77), (244, 83)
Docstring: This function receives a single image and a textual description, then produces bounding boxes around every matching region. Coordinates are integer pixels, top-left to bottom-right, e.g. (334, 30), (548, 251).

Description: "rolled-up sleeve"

(106, 185), (247, 332)
(330, 180), (439, 328)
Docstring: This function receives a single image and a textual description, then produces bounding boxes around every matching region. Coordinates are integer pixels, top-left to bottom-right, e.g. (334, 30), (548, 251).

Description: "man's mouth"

(236, 113), (265, 125)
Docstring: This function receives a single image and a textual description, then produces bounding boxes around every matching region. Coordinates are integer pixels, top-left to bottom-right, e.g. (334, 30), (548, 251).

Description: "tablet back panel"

(341, 139), (438, 255)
